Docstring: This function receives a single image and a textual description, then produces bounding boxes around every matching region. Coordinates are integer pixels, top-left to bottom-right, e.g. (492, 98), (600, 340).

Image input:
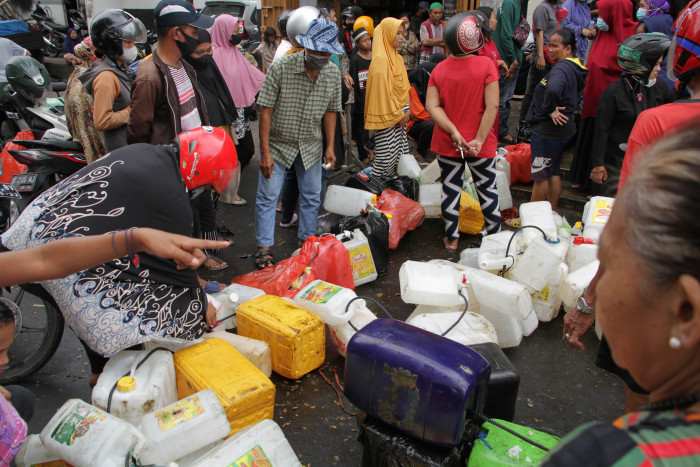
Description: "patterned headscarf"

(647, 0), (670, 16)
(73, 37), (98, 69)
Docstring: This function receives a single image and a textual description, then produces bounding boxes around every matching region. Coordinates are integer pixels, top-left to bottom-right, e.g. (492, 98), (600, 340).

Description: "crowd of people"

(0, 0), (698, 463)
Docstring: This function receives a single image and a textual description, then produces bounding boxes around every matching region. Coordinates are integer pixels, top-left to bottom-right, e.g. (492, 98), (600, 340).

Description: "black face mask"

(229, 34), (242, 46)
(175, 29), (198, 57)
(188, 53), (212, 70)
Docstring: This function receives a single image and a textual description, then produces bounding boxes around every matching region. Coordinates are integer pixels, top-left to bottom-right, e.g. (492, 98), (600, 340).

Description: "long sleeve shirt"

(493, 0), (524, 67)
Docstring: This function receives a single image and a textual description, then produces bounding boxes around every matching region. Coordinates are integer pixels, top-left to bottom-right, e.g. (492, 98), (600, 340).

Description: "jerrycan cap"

(574, 221), (582, 229)
(117, 376), (136, 392)
(573, 237), (584, 245)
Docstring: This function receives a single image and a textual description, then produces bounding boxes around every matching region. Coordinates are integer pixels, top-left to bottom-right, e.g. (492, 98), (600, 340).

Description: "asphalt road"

(17, 118), (624, 466)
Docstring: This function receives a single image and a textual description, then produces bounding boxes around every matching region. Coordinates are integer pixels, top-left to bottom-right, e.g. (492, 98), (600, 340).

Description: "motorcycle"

(30, 3), (70, 58)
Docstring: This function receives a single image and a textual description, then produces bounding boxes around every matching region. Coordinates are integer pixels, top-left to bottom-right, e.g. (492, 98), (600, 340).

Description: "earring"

(669, 336), (682, 349)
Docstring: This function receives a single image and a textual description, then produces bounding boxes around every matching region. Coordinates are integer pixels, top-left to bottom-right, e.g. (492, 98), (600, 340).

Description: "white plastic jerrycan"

(212, 282), (266, 330)
(201, 332), (272, 376)
(418, 182), (443, 218)
(407, 311), (498, 347)
(560, 260), (600, 310)
(494, 152), (511, 185)
(92, 348), (177, 426)
(15, 434), (68, 467)
(324, 185), (376, 216)
(399, 261), (464, 307)
(337, 229), (378, 286)
(419, 158), (441, 185)
(188, 419), (302, 467)
(495, 170), (513, 210)
(459, 248), (480, 269)
(478, 230), (521, 271)
(144, 336), (203, 353)
(519, 308), (539, 336)
(475, 305), (524, 348)
(509, 235), (569, 294)
(581, 196), (614, 243)
(532, 262), (568, 322)
(519, 201), (558, 245)
(467, 269), (534, 320)
(328, 303), (378, 357)
(136, 389), (231, 465)
(40, 399), (147, 467)
(398, 153), (422, 178)
(294, 279), (363, 326)
(566, 237), (599, 273)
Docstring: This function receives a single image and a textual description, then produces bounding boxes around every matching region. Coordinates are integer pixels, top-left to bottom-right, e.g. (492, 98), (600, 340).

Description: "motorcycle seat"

(13, 139), (84, 152)
(51, 82), (66, 93)
(46, 20), (70, 33)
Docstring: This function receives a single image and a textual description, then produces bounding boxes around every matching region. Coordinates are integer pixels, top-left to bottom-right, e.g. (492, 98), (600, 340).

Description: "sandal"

(204, 254), (228, 271)
(498, 135), (515, 145)
(232, 195), (247, 206)
(504, 218), (521, 228)
(443, 237), (458, 252)
(254, 250), (274, 270)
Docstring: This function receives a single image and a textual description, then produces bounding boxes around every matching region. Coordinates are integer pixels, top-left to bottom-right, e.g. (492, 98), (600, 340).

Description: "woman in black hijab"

(407, 61), (437, 164)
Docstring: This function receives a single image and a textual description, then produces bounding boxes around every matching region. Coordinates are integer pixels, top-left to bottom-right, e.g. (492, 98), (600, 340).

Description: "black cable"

(469, 409), (552, 452)
(500, 225), (561, 276)
(345, 295), (394, 331)
(106, 347), (174, 414)
(440, 289), (469, 337)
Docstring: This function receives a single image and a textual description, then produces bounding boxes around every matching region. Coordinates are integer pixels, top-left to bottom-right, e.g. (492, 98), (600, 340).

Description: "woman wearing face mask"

(364, 17), (411, 177)
(636, 0), (675, 89)
(79, 9), (147, 153)
(211, 14), (265, 206)
(589, 33), (674, 196)
(561, 0), (596, 60)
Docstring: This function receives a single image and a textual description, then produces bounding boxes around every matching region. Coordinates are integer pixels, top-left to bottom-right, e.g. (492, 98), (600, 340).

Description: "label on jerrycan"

(155, 394), (205, 432)
(231, 445), (272, 466)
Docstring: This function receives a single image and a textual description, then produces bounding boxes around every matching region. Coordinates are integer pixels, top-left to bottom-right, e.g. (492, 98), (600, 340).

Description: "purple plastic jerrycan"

(344, 319), (490, 447)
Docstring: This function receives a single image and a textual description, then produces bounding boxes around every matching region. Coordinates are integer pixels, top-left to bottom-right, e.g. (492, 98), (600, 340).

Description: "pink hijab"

(210, 15), (265, 108)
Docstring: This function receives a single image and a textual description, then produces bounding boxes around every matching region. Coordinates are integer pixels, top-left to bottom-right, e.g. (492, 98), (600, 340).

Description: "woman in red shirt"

(426, 12), (501, 251)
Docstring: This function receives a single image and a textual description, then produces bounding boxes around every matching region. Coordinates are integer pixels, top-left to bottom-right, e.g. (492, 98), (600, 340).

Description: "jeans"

(280, 166), (331, 224)
(255, 154), (322, 246)
(498, 68), (520, 138)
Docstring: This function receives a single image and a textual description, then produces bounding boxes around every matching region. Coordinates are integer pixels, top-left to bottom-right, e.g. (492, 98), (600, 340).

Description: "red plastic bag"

(233, 235), (354, 298)
(504, 143), (532, 184)
(377, 189), (425, 250)
(0, 130), (33, 183)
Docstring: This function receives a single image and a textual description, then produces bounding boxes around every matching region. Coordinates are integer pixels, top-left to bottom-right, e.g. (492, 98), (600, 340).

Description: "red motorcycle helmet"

(670, 0), (700, 83)
(176, 126), (239, 202)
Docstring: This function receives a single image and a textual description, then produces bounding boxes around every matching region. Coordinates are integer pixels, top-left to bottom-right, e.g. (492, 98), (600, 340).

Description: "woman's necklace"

(638, 393), (700, 412)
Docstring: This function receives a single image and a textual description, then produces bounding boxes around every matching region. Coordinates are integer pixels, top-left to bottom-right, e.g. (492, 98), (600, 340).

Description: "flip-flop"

(504, 218), (521, 228)
(204, 254), (228, 271)
(254, 250), (274, 270)
(232, 195), (247, 206)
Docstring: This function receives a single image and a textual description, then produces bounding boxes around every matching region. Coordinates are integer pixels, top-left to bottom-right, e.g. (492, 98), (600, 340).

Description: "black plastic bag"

(337, 211), (390, 276)
(357, 414), (476, 467)
(384, 176), (419, 201)
(345, 173), (392, 196)
(316, 209), (345, 236)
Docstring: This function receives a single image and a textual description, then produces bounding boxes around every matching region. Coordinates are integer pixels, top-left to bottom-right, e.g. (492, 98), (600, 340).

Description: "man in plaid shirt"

(253, 18), (343, 269)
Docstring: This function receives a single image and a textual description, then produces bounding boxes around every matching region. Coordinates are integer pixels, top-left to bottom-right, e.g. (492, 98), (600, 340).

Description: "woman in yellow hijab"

(364, 17), (412, 176)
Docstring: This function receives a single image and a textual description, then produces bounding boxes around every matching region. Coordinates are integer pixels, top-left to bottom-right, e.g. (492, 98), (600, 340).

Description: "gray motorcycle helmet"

(286, 6), (321, 47)
(5, 56), (51, 101)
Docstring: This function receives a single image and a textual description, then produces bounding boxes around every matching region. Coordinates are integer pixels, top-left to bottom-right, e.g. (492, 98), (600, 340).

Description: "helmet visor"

(118, 16), (148, 44)
(667, 34), (678, 81)
(215, 165), (241, 204)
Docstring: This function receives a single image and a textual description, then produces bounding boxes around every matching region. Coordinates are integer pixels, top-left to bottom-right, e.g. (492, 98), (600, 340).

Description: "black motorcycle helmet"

(341, 6), (364, 24)
(5, 56), (51, 101)
(443, 11), (485, 56)
(278, 9), (294, 41)
(618, 33), (671, 84)
(90, 9), (147, 62)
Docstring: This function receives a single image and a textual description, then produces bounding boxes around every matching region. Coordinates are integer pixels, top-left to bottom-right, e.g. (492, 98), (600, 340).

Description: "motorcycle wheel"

(0, 287), (65, 384)
(45, 35), (61, 58)
(0, 120), (18, 142)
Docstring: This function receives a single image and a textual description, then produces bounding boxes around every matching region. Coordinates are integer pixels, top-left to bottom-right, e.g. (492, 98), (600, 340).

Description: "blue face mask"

(636, 8), (647, 20)
(596, 17), (609, 31)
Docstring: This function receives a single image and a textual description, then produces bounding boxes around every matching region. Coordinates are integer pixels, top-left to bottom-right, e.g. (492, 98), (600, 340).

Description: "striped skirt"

(372, 124), (409, 177)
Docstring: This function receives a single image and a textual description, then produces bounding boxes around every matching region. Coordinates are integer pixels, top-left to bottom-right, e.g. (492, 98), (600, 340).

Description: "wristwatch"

(576, 290), (595, 315)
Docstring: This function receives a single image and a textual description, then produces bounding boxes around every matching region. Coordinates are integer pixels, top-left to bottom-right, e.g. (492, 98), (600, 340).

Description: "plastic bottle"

(406, 311), (498, 346)
(509, 235), (568, 294)
(560, 259), (600, 310)
(92, 349), (178, 426)
(495, 170), (513, 210)
(397, 153), (421, 178)
(399, 261), (464, 307)
(143, 336), (203, 352)
(532, 262), (568, 322)
(519, 201), (558, 245)
(40, 399), (147, 467)
(327, 303), (377, 357)
(212, 283), (266, 330)
(294, 279), (363, 326)
(419, 158), (441, 185)
(201, 331), (272, 376)
(478, 230), (522, 271)
(475, 305), (524, 348)
(466, 269), (534, 320)
(336, 229), (378, 286)
(581, 196), (614, 243)
(565, 237), (599, 273)
(418, 182), (443, 218)
(136, 389), (231, 465)
(187, 419), (301, 467)
(323, 185), (376, 216)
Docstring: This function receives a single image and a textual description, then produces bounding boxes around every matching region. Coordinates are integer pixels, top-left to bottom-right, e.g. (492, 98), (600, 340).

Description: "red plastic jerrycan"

(343, 319), (490, 447)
